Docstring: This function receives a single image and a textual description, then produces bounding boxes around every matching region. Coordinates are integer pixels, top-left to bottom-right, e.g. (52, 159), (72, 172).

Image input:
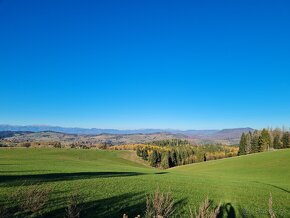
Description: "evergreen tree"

(245, 132), (252, 154)
(282, 132), (290, 148)
(150, 150), (159, 167)
(238, 133), (247, 155)
(170, 150), (177, 167)
(273, 134), (282, 149)
(160, 152), (170, 169)
(250, 131), (260, 153)
(142, 148), (148, 160)
(181, 150), (187, 165)
(258, 129), (272, 152)
(177, 149), (182, 165)
(203, 153), (207, 162)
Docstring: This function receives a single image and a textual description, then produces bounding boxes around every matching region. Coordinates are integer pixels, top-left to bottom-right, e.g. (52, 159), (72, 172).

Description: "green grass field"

(0, 148), (289, 217)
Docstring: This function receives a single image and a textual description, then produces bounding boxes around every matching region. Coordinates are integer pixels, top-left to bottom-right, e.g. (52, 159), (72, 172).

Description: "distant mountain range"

(0, 124), (252, 136)
(0, 125), (254, 145)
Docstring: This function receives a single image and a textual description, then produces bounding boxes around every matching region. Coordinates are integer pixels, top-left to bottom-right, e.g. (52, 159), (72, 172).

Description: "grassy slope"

(0, 148), (289, 217)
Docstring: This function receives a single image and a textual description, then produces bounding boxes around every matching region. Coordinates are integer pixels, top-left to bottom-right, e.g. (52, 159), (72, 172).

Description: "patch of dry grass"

(190, 197), (221, 218)
(145, 188), (175, 218)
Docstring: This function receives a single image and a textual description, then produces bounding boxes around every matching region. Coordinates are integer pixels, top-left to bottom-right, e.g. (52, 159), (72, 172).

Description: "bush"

(190, 197), (221, 218)
(65, 192), (82, 218)
(12, 184), (53, 216)
(145, 188), (175, 218)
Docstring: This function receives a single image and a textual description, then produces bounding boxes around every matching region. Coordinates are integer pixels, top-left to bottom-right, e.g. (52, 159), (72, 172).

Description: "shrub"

(190, 197), (221, 218)
(65, 192), (82, 218)
(12, 184), (53, 216)
(145, 188), (175, 218)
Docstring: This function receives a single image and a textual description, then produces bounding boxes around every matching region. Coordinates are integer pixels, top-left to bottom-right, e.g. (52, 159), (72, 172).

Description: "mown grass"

(0, 148), (289, 217)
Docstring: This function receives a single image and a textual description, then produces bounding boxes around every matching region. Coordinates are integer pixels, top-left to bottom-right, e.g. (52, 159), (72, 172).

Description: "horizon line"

(0, 123), (256, 131)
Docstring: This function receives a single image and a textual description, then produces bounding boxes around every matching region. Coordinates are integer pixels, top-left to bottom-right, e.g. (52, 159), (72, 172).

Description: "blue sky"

(0, 0), (289, 129)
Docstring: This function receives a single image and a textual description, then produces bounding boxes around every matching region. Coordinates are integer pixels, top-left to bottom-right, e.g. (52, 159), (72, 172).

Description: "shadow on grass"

(42, 192), (146, 218)
(218, 203), (236, 218)
(154, 172), (167, 175)
(254, 181), (290, 194)
(43, 192), (186, 218)
(171, 198), (189, 217)
(218, 203), (256, 218)
(236, 206), (255, 218)
(0, 171), (147, 186)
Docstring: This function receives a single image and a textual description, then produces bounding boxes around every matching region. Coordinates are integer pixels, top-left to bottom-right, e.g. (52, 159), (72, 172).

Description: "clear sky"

(0, 0), (289, 130)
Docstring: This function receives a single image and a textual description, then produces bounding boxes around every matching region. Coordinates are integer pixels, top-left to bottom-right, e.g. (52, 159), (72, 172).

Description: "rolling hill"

(0, 148), (289, 217)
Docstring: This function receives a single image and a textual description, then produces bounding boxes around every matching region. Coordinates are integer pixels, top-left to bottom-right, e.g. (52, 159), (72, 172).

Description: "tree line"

(136, 139), (238, 169)
(238, 128), (290, 155)
(147, 139), (191, 147)
(137, 145), (196, 169)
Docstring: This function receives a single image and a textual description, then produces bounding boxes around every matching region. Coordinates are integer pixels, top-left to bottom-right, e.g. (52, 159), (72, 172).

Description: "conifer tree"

(273, 134), (282, 149)
(150, 150), (159, 167)
(282, 132), (290, 148)
(160, 152), (170, 169)
(258, 129), (272, 152)
(170, 150), (177, 167)
(250, 131), (260, 153)
(238, 133), (247, 155)
(245, 132), (252, 154)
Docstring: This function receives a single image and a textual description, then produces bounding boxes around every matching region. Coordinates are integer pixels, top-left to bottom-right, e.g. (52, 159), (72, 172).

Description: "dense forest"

(137, 140), (238, 169)
(238, 128), (290, 155)
(108, 140), (238, 169)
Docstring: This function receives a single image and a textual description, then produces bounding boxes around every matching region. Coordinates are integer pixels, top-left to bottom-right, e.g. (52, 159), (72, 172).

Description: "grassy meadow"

(0, 148), (289, 217)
